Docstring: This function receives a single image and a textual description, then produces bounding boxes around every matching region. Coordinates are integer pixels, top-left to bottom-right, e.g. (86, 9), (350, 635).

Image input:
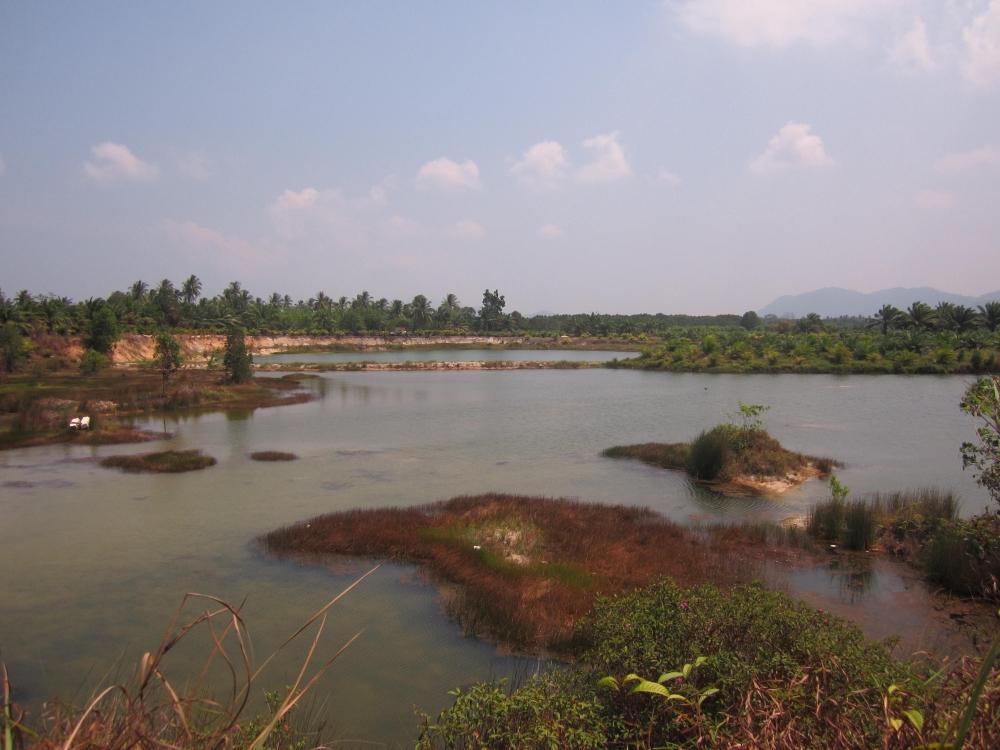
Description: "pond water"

(0, 369), (989, 747)
(256, 347), (635, 364)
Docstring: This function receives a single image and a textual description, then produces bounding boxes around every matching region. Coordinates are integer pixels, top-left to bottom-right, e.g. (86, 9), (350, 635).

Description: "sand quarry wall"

(108, 334), (535, 364)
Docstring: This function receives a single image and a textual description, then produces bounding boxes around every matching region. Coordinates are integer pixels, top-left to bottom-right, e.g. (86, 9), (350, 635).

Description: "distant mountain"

(760, 287), (1000, 318)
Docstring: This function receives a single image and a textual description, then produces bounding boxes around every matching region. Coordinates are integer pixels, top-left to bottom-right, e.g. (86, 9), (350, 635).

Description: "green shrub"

(418, 672), (607, 749)
(686, 428), (730, 480)
(79, 348), (109, 374)
(422, 581), (906, 749)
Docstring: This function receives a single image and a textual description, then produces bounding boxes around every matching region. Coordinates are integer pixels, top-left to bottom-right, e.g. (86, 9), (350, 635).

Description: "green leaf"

(903, 709), (924, 732)
(630, 680), (672, 698)
(657, 671), (683, 683)
(890, 718), (903, 732)
(597, 676), (619, 690)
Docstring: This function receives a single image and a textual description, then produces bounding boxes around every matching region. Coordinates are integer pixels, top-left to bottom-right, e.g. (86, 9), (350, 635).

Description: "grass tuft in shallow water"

(100, 449), (216, 473)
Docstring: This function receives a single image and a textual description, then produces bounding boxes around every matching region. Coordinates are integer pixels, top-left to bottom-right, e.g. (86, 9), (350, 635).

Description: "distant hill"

(760, 287), (1000, 318)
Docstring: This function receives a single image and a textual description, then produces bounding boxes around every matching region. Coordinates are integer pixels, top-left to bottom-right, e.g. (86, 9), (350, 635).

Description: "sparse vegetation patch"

(250, 450), (298, 461)
(604, 403), (839, 496)
(100, 449), (216, 473)
(263, 493), (762, 651)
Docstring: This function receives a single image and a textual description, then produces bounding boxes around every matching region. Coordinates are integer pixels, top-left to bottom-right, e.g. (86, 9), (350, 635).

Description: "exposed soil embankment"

(105, 334), (638, 364)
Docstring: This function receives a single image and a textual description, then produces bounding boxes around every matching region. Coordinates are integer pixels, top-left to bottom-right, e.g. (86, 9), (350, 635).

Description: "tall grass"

(686, 429), (730, 480)
(0, 568), (377, 750)
(807, 487), (959, 552)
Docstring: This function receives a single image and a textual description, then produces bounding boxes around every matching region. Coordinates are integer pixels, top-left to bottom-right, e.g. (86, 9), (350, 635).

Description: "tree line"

(0, 278), (757, 340)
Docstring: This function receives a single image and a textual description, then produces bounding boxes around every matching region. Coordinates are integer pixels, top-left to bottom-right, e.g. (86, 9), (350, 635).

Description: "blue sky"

(1, 1), (999, 314)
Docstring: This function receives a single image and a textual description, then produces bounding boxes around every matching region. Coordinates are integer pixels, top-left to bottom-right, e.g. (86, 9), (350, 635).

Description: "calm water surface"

(0, 369), (987, 746)
(256, 347), (635, 364)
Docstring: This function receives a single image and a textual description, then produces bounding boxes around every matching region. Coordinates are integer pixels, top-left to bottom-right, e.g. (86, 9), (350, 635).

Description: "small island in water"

(603, 404), (839, 496)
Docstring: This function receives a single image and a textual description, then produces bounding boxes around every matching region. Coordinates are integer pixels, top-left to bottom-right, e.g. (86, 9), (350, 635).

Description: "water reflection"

(0, 371), (988, 745)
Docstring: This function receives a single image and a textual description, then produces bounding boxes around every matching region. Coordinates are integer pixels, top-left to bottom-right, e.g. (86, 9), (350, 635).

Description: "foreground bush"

(419, 581), (1000, 749)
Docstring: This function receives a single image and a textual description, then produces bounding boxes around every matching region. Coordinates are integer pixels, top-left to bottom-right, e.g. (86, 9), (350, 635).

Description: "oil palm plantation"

(906, 301), (937, 331)
(869, 304), (905, 335)
(979, 301), (1000, 332)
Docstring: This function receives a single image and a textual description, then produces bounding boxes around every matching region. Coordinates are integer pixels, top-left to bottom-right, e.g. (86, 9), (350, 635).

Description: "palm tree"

(38, 296), (70, 333)
(223, 281), (251, 314)
(949, 305), (980, 332)
(0, 290), (12, 324)
(129, 280), (148, 301)
(313, 291), (332, 311)
(868, 304), (904, 335)
(797, 312), (825, 333)
(906, 301), (936, 331)
(978, 301), (1000, 332)
(181, 274), (202, 305)
(410, 294), (433, 328)
(935, 302), (957, 330)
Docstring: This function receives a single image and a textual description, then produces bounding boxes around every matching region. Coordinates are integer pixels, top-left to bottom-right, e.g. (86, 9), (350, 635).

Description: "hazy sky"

(2, 1), (999, 314)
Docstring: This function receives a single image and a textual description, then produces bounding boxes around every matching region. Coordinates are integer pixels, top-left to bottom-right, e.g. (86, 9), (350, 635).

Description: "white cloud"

(538, 223), (564, 239)
(935, 144), (1000, 171)
(84, 142), (159, 183)
(416, 157), (481, 190)
(446, 219), (486, 240)
(915, 188), (956, 209)
(178, 152), (213, 180)
(675, 0), (900, 49)
(889, 18), (938, 72)
(749, 121), (834, 174)
(656, 168), (682, 187)
(511, 141), (570, 189)
(961, 0), (1000, 87)
(383, 214), (422, 238)
(166, 220), (270, 262)
(578, 132), (632, 183)
(268, 185), (385, 248)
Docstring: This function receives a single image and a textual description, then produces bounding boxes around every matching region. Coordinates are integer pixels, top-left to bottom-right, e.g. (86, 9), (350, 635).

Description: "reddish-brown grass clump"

(262, 493), (759, 651)
(250, 450), (298, 461)
(100, 449), (216, 473)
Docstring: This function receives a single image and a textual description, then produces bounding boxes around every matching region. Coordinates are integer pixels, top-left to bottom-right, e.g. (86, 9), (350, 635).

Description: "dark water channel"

(0, 369), (990, 746)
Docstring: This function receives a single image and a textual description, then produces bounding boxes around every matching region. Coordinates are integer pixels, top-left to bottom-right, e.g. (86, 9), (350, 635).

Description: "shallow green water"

(0, 369), (988, 746)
